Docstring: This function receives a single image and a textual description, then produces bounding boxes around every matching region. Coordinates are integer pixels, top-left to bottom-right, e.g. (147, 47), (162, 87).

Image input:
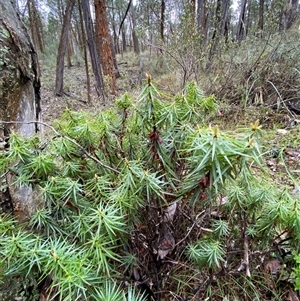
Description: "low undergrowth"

(204, 31), (300, 118)
(1, 78), (300, 300)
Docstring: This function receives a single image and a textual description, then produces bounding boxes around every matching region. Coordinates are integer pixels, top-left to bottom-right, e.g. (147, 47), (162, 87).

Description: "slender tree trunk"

(57, 0), (64, 25)
(197, 0), (207, 41)
(54, 0), (75, 96)
(257, 0), (264, 33)
(190, 0), (196, 28)
(27, 0), (35, 43)
(211, 0), (221, 41)
(71, 25), (81, 66)
(94, 0), (117, 94)
(221, 0), (230, 40)
(208, 0), (222, 61)
(130, 1), (140, 54)
(67, 37), (73, 68)
(81, 0), (105, 100)
(284, 0), (299, 30)
(110, 1), (120, 54)
(158, 0), (165, 60)
(236, 0), (247, 42)
(78, 0), (91, 103)
(34, 1), (44, 52)
(245, 0), (252, 35)
(118, 0), (132, 54)
(122, 26), (127, 53)
(112, 24), (119, 54)
(160, 0), (165, 42)
(74, 14), (84, 54)
(27, 0), (44, 52)
(147, 3), (152, 54)
(110, 36), (120, 78)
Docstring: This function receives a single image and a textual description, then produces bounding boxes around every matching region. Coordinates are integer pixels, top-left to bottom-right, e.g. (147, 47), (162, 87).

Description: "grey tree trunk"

(130, 1), (140, 54)
(0, 0), (41, 220)
(78, 0), (91, 103)
(236, 0), (247, 42)
(54, 0), (75, 96)
(257, 0), (264, 33)
(160, 0), (165, 42)
(197, 0), (208, 42)
(122, 26), (127, 53)
(81, 0), (106, 100)
(283, 0), (299, 30)
(221, 0), (230, 40)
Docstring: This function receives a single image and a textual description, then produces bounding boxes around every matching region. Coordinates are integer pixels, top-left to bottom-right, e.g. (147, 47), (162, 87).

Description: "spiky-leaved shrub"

(1, 77), (300, 300)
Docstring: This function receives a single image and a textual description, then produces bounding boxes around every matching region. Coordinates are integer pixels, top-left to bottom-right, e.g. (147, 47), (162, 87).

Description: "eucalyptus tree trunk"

(112, 17), (120, 54)
(236, 0), (247, 42)
(130, 1), (140, 54)
(117, 0), (131, 54)
(257, 0), (264, 33)
(67, 37), (74, 67)
(211, 0), (222, 41)
(78, 0), (91, 102)
(54, 0), (75, 96)
(208, 0), (222, 61)
(81, 0), (105, 100)
(0, 0), (41, 219)
(197, 0), (208, 42)
(94, 0), (117, 94)
(190, 0), (196, 27)
(160, 0), (165, 42)
(284, 0), (299, 30)
(110, 36), (121, 78)
(27, 0), (44, 52)
(108, 0), (120, 54)
(122, 26), (127, 53)
(245, 0), (252, 35)
(221, 0), (230, 40)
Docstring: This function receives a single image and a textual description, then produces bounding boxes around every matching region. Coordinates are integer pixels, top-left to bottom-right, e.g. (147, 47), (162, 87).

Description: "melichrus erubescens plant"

(1, 75), (300, 300)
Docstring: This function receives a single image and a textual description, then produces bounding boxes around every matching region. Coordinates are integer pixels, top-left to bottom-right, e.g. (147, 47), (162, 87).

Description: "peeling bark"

(0, 0), (41, 220)
(94, 0), (117, 94)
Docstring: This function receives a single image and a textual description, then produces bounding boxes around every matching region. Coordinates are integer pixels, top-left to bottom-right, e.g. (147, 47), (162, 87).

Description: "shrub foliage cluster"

(1, 78), (300, 300)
